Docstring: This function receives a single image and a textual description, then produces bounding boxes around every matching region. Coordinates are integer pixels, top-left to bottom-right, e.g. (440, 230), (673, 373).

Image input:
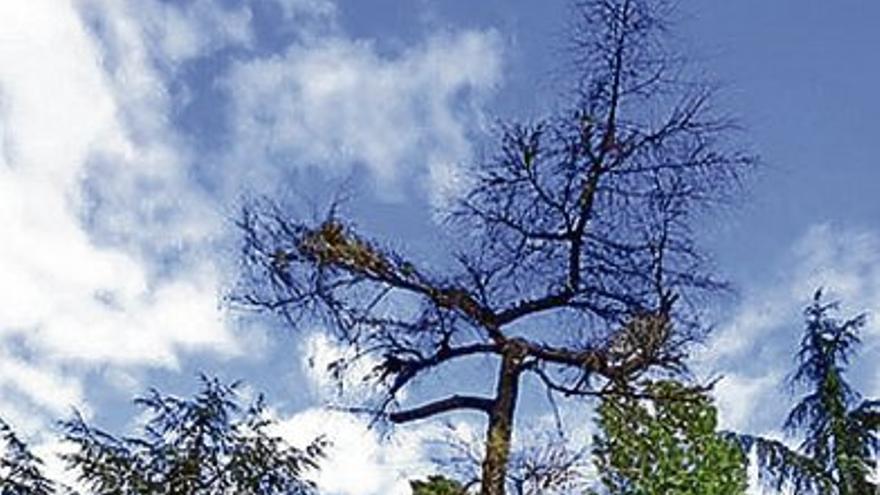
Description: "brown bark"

(480, 340), (528, 495)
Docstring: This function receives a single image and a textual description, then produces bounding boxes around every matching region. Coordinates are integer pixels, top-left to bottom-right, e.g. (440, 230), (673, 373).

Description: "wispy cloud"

(701, 223), (880, 433)
(0, 0), (242, 427)
(288, 331), (446, 494)
(0, 0), (504, 448)
(223, 29), (502, 204)
(274, 408), (441, 495)
(299, 330), (384, 404)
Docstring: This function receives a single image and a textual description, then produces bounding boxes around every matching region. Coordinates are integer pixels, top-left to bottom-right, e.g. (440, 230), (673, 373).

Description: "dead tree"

(236, 1), (754, 494)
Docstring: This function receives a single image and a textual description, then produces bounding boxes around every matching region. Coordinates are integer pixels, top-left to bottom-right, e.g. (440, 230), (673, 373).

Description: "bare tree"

(236, 1), (754, 494)
(435, 424), (592, 494)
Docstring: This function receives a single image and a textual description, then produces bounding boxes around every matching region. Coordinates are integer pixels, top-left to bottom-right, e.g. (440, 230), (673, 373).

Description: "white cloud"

(300, 331), (384, 403)
(291, 333), (443, 494)
(707, 224), (880, 361)
(0, 0), (504, 459)
(141, 0), (253, 63)
(0, 16), (508, 487)
(275, 408), (438, 495)
(223, 29), (501, 204)
(701, 223), (880, 431)
(0, 0), (244, 427)
(294, 332), (499, 494)
(0, 350), (84, 417)
(276, 0), (337, 20)
(790, 224), (880, 328)
(0, 2), (503, 493)
(713, 372), (781, 431)
(24, 438), (81, 493)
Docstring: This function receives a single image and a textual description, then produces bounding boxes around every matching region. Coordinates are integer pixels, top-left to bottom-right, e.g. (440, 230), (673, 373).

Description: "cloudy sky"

(1, 0), (878, 493)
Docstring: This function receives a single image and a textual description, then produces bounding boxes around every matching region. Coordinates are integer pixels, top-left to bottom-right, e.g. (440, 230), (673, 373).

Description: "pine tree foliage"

(0, 418), (55, 495)
(60, 376), (326, 495)
(730, 290), (880, 494)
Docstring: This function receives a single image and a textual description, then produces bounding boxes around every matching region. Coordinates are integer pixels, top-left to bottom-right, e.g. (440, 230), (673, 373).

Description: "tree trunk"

(480, 340), (527, 495)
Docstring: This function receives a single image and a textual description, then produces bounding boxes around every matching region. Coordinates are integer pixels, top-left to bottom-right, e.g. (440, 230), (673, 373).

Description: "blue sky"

(0, 1), (878, 493)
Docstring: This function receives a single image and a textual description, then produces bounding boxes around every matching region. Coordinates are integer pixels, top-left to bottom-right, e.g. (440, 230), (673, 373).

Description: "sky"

(0, 0), (878, 493)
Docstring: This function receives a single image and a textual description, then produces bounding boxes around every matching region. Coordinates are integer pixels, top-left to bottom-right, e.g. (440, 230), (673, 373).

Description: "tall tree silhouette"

(237, 1), (753, 493)
(732, 290), (880, 494)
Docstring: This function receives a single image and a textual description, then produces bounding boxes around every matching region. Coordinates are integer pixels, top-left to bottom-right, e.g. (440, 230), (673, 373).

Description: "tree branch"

(381, 343), (499, 400)
(388, 395), (494, 424)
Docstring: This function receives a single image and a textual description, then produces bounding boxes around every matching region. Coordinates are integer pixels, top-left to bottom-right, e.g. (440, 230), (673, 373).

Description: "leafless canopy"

(235, 1), (753, 493)
(435, 425), (593, 495)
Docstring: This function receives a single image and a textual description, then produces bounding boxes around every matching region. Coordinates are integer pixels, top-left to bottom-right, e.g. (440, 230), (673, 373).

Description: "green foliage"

(592, 381), (748, 495)
(61, 376), (326, 495)
(726, 433), (830, 494)
(0, 418), (55, 495)
(736, 290), (879, 494)
(410, 475), (466, 495)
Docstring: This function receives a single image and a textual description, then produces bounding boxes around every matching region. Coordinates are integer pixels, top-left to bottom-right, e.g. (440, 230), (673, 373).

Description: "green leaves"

(410, 475), (466, 495)
(592, 381), (748, 495)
